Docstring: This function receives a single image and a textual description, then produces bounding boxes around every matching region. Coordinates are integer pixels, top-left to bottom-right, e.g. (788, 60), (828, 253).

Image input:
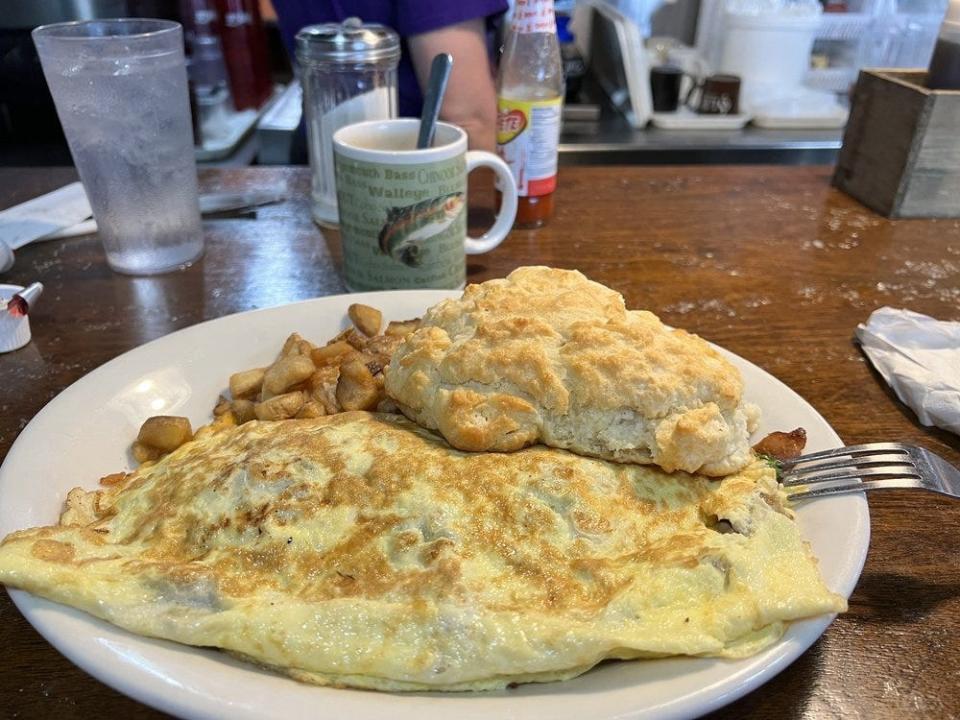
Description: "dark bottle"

(214, 0), (273, 109)
(557, 14), (585, 102)
(927, 0), (960, 89)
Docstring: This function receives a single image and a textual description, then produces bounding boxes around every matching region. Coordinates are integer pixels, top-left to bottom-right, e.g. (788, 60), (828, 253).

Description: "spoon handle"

(417, 53), (453, 149)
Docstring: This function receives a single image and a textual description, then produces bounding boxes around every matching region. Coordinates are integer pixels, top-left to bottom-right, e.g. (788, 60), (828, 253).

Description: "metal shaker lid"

(295, 17), (400, 64)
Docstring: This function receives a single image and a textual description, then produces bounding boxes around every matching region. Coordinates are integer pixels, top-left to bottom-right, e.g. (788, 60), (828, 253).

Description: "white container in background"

(719, 8), (822, 111)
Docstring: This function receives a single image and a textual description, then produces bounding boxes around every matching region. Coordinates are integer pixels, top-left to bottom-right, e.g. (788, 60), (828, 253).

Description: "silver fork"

(779, 442), (960, 501)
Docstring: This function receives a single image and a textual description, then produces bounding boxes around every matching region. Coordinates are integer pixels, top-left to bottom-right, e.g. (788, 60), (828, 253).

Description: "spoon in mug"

(417, 53), (453, 149)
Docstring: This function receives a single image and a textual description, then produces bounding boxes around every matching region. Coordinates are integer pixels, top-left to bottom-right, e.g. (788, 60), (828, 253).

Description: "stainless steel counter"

(244, 87), (845, 167)
(559, 111), (843, 165)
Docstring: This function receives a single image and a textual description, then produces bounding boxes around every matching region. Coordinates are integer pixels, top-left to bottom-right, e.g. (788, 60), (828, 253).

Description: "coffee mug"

(686, 74), (741, 115)
(650, 65), (684, 112)
(333, 118), (518, 291)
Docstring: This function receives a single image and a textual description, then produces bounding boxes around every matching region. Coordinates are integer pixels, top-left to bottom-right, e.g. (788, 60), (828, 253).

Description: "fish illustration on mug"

(377, 192), (465, 267)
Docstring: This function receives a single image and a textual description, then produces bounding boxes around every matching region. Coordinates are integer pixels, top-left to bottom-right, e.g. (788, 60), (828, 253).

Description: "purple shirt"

(273, 0), (509, 117)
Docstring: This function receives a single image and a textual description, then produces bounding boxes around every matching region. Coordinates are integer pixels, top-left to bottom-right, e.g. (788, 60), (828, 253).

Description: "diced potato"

(212, 410), (238, 429)
(348, 303), (383, 336)
(308, 366), (340, 414)
(310, 340), (354, 367)
(213, 395), (232, 416)
(231, 398), (256, 424)
(365, 334), (402, 364)
(343, 328), (370, 351)
(136, 416), (193, 452)
(308, 366), (339, 387)
(132, 441), (160, 464)
(263, 355), (315, 396)
(336, 359), (381, 411)
(255, 391), (306, 421)
(280, 332), (316, 358)
(296, 401), (325, 419)
(384, 319), (420, 337)
(367, 335), (403, 368)
(132, 306), (415, 457)
(229, 367), (265, 400)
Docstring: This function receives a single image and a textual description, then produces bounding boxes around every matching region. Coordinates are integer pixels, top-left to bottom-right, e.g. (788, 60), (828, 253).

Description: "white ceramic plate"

(0, 291), (870, 720)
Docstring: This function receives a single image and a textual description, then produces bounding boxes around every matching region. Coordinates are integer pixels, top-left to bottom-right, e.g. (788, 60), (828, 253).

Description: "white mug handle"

(464, 150), (517, 255)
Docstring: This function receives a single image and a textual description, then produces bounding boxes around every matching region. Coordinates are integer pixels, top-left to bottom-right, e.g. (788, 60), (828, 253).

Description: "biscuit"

(384, 266), (759, 475)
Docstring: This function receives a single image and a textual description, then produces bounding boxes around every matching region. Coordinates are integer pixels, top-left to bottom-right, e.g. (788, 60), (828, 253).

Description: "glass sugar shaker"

(297, 18), (399, 227)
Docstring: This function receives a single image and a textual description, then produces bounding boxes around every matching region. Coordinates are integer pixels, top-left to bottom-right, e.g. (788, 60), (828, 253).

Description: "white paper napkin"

(856, 307), (960, 435)
(0, 182), (93, 250)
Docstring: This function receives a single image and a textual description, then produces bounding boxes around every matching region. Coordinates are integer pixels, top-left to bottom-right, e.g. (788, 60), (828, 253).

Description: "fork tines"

(779, 443), (919, 488)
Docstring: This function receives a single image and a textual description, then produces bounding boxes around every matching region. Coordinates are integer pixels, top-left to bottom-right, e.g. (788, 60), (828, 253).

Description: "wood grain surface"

(0, 166), (958, 720)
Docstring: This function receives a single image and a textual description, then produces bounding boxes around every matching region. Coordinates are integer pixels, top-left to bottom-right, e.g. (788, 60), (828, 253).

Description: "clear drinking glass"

(33, 19), (203, 275)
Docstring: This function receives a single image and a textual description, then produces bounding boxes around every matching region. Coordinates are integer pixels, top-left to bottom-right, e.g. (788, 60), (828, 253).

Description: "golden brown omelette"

(0, 413), (844, 691)
(385, 266), (760, 476)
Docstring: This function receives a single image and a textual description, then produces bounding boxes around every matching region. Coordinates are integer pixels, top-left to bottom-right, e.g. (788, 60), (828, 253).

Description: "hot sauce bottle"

(496, 0), (564, 229)
(214, 0), (273, 110)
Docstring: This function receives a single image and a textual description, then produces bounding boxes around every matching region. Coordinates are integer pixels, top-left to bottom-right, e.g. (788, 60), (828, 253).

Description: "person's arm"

(407, 19), (498, 153)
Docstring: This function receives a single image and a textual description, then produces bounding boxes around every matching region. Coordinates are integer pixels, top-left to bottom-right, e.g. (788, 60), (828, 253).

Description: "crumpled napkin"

(0, 182), (92, 250)
(856, 307), (960, 435)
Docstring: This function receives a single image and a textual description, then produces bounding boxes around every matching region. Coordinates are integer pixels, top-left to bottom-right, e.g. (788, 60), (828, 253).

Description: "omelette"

(0, 413), (844, 691)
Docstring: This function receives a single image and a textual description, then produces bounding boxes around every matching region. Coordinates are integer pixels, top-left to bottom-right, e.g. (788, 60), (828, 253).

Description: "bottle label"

(511, 0), (556, 34)
(497, 97), (562, 197)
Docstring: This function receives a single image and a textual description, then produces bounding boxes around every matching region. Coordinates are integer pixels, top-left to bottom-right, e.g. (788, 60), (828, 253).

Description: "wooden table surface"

(1, 166), (958, 719)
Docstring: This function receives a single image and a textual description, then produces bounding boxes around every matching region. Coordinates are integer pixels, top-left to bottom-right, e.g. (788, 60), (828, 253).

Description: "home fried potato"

(130, 306), (415, 466)
(384, 319), (420, 337)
(280, 333), (315, 358)
(365, 334), (403, 365)
(131, 441), (161, 464)
(296, 401), (325, 419)
(348, 303), (382, 336)
(336, 359), (381, 411)
(310, 341), (354, 367)
(213, 396), (232, 417)
(229, 368), (265, 400)
(255, 391), (306, 421)
(341, 328), (369, 351)
(308, 366), (341, 415)
(263, 356), (315, 396)
(136, 416), (193, 453)
(231, 399), (257, 424)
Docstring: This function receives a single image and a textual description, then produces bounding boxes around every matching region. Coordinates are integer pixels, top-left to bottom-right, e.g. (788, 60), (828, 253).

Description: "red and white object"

(0, 283), (42, 353)
(496, 0), (564, 201)
(510, 0), (557, 34)
(496, 97), (562, 196)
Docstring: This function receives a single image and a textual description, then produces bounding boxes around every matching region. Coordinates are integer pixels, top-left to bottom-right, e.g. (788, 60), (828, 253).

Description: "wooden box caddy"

(833, 69), (960, 218)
